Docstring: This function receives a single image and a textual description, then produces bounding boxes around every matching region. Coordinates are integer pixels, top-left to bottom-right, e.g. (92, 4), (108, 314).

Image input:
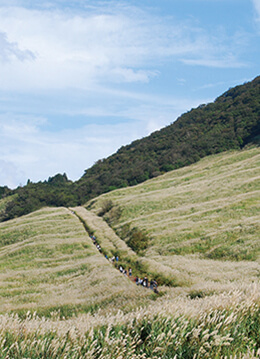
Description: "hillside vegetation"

(1, 76), (259, 221)
(0, 207), (152, 317)
(76, 76), (260, 201)
(0, 201), (260, 357)
(0, 77), (259, 357)
(1, 287), (260, 358)
(87, 147), (260, 287)
(0, 148), (260, 357)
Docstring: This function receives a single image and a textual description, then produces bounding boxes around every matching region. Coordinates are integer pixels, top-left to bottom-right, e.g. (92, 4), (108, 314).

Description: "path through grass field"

(0, 148), (260, 357)
(0, 207), (152, 316)
(88, 147), (260, 258)
(87, 147), (260, 296)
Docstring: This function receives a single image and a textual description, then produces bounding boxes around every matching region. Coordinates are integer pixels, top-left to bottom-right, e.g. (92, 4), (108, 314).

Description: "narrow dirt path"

(70, 206), (136, 257)
(70, 206), (159, 293)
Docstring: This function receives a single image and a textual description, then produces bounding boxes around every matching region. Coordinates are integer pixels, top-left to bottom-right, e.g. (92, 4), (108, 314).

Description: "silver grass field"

(0, 147), (259, 358)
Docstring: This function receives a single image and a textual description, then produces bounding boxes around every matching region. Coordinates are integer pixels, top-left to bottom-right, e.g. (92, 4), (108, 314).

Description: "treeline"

(0, 186), (12, 198)
(75, 75), (260, 199)
(1, 76), (259, 221)
(0, 174), (79, 221)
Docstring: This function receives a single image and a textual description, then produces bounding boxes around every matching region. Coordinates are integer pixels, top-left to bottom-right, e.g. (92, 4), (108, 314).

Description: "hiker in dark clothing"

(150, 279), (154, 289)
(153, 280), (158, 293)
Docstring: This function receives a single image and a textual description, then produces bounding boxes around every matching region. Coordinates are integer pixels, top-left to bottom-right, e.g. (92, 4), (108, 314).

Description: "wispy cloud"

(0, 159), (23, 188)
(252, 0), (260, 30)
(0, 1), (256, 188)
(0, 85), (208, 188)
(181, 57), (246, 69)
(0, 31), (35, 62)
(0, 113), (151, 186)
(0, 2), (247, 92)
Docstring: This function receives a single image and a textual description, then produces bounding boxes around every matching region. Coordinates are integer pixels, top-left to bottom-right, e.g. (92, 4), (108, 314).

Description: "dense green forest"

(0, 186), (12, 198)
(1, 76), (259, 221)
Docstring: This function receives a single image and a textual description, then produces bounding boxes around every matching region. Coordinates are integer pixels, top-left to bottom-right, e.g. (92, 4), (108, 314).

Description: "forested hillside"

(1, 76), (259, 221)
(76, 76), (259, 199)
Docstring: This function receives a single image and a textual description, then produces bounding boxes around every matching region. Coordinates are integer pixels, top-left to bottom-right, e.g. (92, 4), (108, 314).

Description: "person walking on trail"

(129, 268), (132, 277)
(153, 280), (158, 293)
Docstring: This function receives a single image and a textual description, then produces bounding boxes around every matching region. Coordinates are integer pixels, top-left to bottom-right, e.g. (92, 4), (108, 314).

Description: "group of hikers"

(90, 235), (159, 294)
(135, 277), (159, 293)
(90, 235), (102, 252)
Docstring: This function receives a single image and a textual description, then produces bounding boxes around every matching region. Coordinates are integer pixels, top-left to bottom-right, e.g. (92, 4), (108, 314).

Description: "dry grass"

(0, 284), (260, 358)
(0, 148), (260, 357)
(71, 207), (135, 258)
(1, 283), (260, 337)
(71, 207), (191, 287)
(85, 147), (260, 295)
(0, 207), (151, 315)
(88, 147), (260, 262)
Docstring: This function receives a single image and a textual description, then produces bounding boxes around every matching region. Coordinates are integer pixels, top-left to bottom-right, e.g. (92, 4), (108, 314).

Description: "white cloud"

(0, 87), (210, 188)
(0, 31), (35, 62)
(0, 5), (166, 90)
(0, 113), (149, 187)
(181, 57), (246, 69)
(0, 3), (246, 92)
(0, 1), (253, 188)
(252, 0), (260, 29)
(0, 160), (24, 188)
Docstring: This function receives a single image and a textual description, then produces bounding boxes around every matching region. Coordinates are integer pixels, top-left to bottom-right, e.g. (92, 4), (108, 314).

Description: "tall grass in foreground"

(0, 286), (259, 358)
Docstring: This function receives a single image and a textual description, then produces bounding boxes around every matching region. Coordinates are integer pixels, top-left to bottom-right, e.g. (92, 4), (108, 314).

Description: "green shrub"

(98, 199), (114, 217)
(127, 227), (150, 253)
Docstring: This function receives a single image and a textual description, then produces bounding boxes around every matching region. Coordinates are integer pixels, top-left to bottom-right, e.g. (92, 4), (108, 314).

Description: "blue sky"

(0, 0), (259, 188)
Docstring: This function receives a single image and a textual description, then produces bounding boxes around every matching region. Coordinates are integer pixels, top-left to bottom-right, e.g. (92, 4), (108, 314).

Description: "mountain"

(1, 147), (259, 316)
(76, 76), (259, 201)
(0, 147), (259, 358)
(0, 76), (259, 221)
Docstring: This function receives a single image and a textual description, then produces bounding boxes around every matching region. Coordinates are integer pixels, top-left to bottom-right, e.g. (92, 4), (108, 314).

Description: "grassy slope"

(88, 147), (260, 257)
(71, 206), (188, 288)
(0, 149), (260, 357)
(0, 207), (151, 315)
(87, 147), (260, 293)
(1, 147), (259, 316)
